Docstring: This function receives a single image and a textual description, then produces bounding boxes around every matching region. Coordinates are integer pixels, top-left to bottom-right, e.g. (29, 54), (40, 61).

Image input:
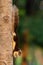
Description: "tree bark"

(0, 0), (13, 65)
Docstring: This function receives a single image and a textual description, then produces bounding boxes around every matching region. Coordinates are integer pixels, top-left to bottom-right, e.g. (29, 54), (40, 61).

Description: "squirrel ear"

(13, 51), (18, 58)
(18, 50), (22, 56)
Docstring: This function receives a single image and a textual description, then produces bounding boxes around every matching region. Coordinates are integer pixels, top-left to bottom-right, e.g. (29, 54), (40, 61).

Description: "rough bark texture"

(0, 0), (13, 65)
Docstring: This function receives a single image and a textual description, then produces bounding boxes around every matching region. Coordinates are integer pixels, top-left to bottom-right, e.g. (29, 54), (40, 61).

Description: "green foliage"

(13, 0), (43, 47)
(17, 10), (43, 47)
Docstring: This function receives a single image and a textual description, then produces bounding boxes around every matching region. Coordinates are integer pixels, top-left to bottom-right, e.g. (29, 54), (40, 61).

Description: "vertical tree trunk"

(0, 0), (13, 65)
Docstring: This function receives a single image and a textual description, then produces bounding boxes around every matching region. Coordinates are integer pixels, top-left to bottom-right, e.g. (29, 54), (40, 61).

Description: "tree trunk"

(0, 0), (13, 65)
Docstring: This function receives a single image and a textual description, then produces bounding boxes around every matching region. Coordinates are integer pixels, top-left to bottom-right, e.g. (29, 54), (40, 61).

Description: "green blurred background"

(13, 0), (43, 65)
(13, 0), (43, 48)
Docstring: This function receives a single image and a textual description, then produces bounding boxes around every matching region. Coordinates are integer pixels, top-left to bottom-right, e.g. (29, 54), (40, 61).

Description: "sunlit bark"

(0, 0), (13, 65)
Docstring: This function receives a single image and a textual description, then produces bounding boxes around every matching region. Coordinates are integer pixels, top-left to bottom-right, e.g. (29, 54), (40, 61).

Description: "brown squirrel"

(12, 5), (22, 58)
